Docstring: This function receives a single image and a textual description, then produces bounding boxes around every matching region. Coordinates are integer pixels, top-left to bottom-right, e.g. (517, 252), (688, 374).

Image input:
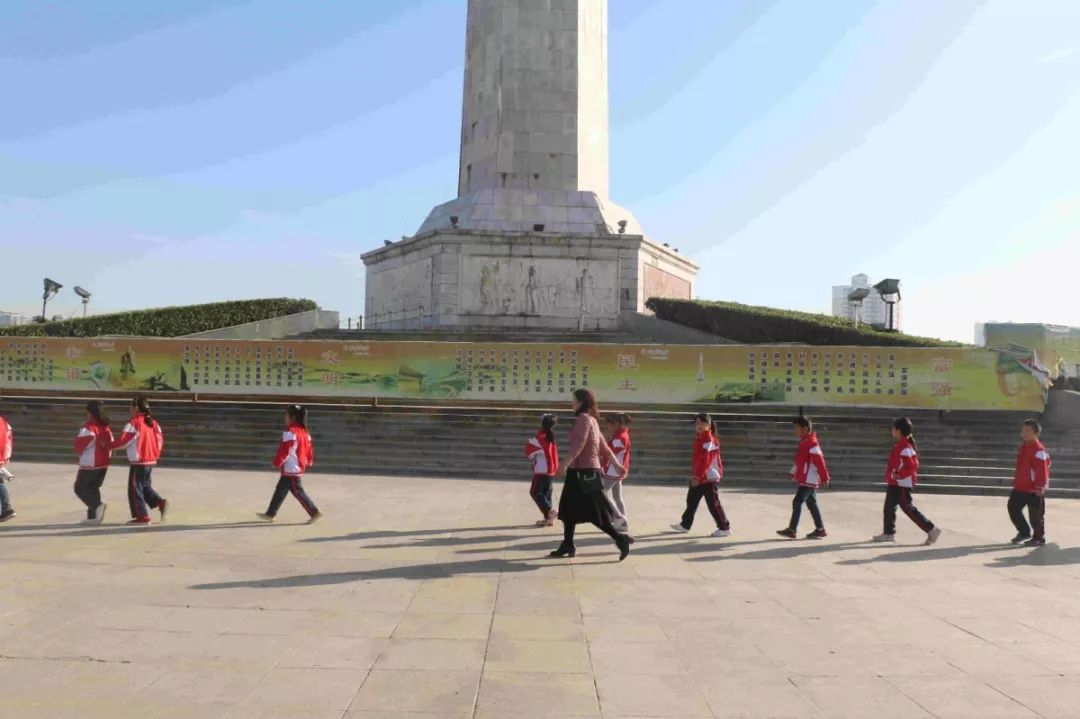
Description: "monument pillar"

(363, 0), (698, 330)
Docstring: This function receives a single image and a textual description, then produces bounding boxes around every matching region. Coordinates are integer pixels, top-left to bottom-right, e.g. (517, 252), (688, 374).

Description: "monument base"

(361, 228), (698, 331)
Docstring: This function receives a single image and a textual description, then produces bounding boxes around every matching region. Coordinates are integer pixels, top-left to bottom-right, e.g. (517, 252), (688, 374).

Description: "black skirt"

(559, 468), (622, 527)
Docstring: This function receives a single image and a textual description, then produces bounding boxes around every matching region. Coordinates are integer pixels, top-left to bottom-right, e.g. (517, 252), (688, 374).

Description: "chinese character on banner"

(320, 351), (342, 366)
(618, 379), (636, 391)
(616, 354), (638, 370)
(930, 382), (953, 397)
(931, 357), (954, 373)
(319, 372), (343, 386)
(65, 347), (84, 360)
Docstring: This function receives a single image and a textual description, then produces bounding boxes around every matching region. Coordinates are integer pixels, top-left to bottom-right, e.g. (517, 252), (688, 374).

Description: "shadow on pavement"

(835, 543), (1007, 565)
(985, 544), (1080, 567)
(0, 521), (276, 539)
(191, 557), (545, 590)
(300, 525), (525, 543)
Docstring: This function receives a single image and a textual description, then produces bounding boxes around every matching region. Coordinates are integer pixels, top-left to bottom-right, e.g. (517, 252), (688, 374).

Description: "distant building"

(831, 274), (898, 330)
(0, 311), (23, 327)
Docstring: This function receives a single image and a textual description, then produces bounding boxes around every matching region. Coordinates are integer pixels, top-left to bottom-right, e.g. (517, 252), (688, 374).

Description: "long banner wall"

(0, 337), (1047, 411)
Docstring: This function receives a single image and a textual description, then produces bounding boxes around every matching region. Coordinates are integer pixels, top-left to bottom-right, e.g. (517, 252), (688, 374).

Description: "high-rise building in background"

(0, 311), (24, 327)
(831, 274), (899, 330)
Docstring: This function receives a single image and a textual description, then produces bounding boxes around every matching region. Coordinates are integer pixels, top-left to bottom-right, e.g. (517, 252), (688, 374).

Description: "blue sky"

(1, 0), (1077, 341)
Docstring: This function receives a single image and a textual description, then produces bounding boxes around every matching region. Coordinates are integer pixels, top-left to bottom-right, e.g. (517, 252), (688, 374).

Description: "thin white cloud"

(1040, 47), (1077, 63)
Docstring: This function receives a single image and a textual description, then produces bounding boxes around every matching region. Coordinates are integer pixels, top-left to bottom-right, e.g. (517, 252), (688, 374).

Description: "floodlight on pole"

(873, 278), (902, 332)
(846, 287), (870, 328)
(41, 278), (62, 322)
(74, 286), (92, 317)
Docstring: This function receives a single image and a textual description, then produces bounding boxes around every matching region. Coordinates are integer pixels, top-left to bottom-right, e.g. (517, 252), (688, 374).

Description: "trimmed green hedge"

(0, 298), (318, 338)
(647, 298), (965, 347)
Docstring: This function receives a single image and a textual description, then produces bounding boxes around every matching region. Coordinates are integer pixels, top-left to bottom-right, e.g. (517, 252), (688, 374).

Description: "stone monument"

(362, 0), (698, 330)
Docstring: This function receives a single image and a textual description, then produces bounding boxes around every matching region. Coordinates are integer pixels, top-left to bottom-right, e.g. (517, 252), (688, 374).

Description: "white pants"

(602, 477), (628, 529)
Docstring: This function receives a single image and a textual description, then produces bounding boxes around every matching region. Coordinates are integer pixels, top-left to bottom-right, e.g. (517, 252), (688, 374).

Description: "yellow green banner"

(983, 323), (1080, 380)
(0, 337), (1046, 411)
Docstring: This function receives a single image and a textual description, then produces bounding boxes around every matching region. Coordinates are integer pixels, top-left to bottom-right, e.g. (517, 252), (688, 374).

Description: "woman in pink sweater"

(550, 389), (631, 560)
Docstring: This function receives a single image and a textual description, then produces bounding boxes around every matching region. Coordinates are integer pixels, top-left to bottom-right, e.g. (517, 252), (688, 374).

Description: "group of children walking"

(0, 397), (322, 526)
(524, 410), (1054, 549)
(0, 398), (1056, 552)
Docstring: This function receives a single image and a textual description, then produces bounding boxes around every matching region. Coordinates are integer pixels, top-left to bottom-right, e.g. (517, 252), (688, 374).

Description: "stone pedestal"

(362, 226), (695, 331)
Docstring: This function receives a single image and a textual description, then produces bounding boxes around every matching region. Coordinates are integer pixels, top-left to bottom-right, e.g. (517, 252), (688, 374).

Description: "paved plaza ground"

(2, 464), (1080, 718)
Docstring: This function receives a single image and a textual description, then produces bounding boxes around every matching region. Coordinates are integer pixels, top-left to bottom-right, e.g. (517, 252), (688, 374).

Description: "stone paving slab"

(1, 463), (1079, 718)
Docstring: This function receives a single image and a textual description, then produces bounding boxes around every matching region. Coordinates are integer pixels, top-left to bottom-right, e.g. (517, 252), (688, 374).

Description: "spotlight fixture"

(533, 223), (545, 232)
(450, 215), (460, 229)
(73, 286), (92, 317)
(617, 220), (627, 234)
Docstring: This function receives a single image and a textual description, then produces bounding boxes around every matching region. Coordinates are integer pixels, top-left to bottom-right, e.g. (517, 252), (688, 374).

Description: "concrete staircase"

(2, 397), (1077, 495)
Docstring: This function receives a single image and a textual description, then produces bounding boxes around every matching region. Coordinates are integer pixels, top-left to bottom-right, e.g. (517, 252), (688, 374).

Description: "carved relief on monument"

(643, 264), (691, 301)
(460, 256), (619, 318)
(366, 258), (433, 320)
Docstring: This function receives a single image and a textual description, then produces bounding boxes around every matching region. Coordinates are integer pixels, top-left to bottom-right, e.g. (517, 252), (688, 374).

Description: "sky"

(1, 0), (1078, 342)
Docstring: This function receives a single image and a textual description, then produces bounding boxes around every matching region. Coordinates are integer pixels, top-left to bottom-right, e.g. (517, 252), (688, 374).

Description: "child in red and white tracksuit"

(109, 397), (166, 525)
(525, 414), (559, 526)
(1008, 419), (1052, 547)
(777, 416), (830, 539)
(874, 416), (941, 545)
(671, 412), (731, 537)
(0, 414), (15, 521)
(73, 400), (115, 524)
(257, 404), (322, 523)
(602, 413), (632, 529)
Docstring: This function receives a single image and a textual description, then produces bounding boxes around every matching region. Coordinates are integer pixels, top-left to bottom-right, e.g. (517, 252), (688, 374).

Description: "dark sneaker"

(1010, 533), (1031, 545)
(0, 509), (15, 522)
(1024, 538), (1046, 547)
(158, 499), (168, 523)
(806, 528), (827, 540)
(776, 528), (797, 539)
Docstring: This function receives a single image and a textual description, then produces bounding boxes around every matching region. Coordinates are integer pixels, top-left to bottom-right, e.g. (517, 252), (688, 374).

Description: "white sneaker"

(254, 512), (275, 522)
(93, 503), (107, 525)
(711, 528), (732, 538)
(79, 518), (97, 525)
(669, 523), (690, 534)
(925, 527), (942, 546)
(306, 511), (324, 525)
(872, 533), (896, 542)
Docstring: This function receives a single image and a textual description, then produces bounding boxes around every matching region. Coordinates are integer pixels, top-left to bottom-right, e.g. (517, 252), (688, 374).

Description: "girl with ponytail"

(256, 404), (322, 523)
(525, 413), (559, 526)
(874, 417), (941, 545)
(110, 396), (166, 525)
(670, 412), (732, 537)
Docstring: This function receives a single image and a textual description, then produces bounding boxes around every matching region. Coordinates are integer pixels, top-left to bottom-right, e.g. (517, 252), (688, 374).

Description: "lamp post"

(846, 287), (870, 328)
(41, 278), (62, 321)
(74, 286), (91, 317)
(873, 279), (902, 332)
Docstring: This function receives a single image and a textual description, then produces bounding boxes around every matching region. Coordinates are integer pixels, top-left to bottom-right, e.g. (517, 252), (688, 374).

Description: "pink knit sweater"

(566, 414), (603, 470)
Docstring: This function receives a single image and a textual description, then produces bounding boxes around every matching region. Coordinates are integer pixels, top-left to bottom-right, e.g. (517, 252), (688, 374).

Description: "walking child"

(777, 416), (830, 540)
(670, 412), (731, 537)
(73, 400), (114, 525)
(1008, 419), (1051, 547)
(0, 412), (14, 522)
(874, 417), (942, 545)
(110, 396), (166, 525)
(256, 404), (322, 524)
(602, 413), (632, 530)
(525, 414), (559, 526)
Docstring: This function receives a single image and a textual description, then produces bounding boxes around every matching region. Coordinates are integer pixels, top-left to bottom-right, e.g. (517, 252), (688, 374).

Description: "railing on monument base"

(366, 306), (429, 331)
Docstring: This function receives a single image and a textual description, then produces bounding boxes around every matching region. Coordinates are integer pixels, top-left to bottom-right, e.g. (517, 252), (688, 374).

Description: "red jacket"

(1013, 440), (1051, 493)
(0, 416), (11, 465)
(602, 428), (631, 480)
(525, 430), (559, 477)
(885, 437), (919, 488)
(791, 432), (830, 488)
(74, 421), (115, 470)
(110, 415), (164, 465)
(692, 430), (723, 484)
(274, 426), (315, 476)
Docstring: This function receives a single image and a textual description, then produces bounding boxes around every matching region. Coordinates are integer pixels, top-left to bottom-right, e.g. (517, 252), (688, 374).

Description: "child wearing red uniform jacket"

(777, 416), (830, 540)
(0, 413), (15, 522)
(670, 412), (731, 538)
(1008, 419), (1052, 547)
(109, 397), (166, 526)
(73, 400), (115, 525)
(256, 404), (322, 524)
(601, 413), (632, 529)
(525, 414), (559, 526)
(873, 416), (942, 545)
